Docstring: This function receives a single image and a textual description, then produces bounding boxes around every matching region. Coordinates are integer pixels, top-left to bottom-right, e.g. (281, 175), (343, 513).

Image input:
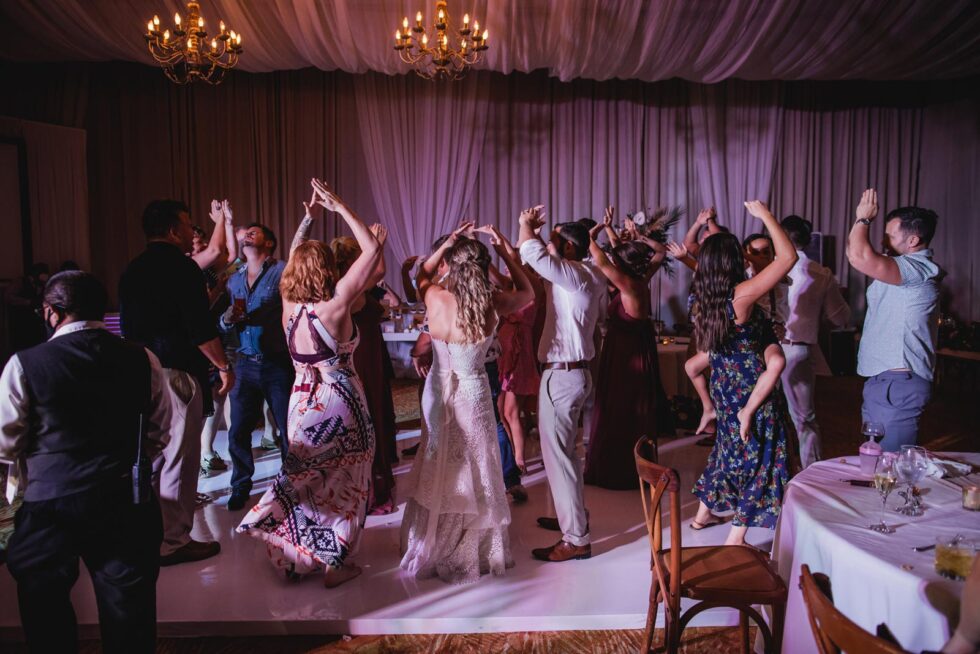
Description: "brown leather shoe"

(160, 539), (221, 567)
(532, 539), (592, 562)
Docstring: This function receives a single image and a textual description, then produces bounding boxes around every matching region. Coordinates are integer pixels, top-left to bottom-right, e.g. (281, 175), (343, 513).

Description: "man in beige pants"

(518, 207), (604, 562)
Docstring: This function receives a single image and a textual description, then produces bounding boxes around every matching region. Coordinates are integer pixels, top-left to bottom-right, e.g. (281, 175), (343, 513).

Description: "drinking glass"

(895, 445), (929, 516)
(935, 535), (977, 580)
(869, 456), (897, 533)
(862, 421), (885, 444)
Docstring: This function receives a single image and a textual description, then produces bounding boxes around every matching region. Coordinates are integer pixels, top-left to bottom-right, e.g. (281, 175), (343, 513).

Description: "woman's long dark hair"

(610, 241), (654, 280)
(691, 233), (746, 352)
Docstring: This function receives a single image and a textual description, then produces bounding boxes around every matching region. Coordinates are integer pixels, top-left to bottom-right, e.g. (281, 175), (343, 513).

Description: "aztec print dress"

(237, 303), (375, 576)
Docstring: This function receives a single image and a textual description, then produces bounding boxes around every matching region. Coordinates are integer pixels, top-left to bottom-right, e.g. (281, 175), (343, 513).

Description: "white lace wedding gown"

(400, 332), (514, 584)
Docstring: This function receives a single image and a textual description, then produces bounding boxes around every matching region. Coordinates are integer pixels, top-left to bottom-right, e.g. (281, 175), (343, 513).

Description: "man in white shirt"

(780, 216), (851, 467)
(518, 206), (604, 563)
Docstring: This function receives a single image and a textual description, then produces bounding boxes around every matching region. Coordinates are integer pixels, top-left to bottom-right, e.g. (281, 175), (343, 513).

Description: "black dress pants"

(6, 481), (163, 654)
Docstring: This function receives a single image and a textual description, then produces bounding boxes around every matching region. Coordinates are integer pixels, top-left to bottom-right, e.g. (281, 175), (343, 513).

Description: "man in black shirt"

(0, 271), (171, 653)
(119, 199), (234, 566)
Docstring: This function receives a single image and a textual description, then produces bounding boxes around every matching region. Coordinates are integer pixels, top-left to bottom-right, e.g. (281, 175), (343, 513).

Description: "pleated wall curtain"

(0, 63), (976, 322)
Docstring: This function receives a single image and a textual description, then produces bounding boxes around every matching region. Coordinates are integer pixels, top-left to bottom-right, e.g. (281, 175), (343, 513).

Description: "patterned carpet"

(9, 628), (753, 653)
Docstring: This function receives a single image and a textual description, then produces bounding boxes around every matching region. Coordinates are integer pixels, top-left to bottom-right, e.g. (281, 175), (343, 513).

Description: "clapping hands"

(209, 199), (223, 224)
(310, 178), (346, 213)
(519, 205), (546, 233)
(696, 207), (716, 225)
(369, 223), (388, 246)
(666, 241), (689, 259)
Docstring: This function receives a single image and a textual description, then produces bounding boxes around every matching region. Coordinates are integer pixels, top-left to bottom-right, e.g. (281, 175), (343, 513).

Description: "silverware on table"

(911, 543), (936, 552)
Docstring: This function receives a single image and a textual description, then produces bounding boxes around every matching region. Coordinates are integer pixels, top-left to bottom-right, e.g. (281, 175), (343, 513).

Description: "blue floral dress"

(693, 301), (791, 528)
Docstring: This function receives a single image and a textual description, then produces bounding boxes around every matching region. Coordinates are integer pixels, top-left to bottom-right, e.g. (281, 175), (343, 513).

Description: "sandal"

(689, 515), (726, 530)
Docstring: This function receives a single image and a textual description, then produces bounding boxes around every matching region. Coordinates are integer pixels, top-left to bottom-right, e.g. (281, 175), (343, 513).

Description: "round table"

(772, 453), (980, 653)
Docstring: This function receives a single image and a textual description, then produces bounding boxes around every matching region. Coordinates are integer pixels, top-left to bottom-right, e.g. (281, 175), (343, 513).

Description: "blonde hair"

(330, 236), (361, 277)
(280, 240), (337, 303)
(444, 238), (494, 342)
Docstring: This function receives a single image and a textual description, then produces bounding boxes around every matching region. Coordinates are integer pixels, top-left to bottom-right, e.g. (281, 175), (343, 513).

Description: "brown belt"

(543, 360), (588, 371)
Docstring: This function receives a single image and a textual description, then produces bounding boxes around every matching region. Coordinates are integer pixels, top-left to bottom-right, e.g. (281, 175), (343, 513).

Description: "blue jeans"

(228, 356), (293, 493)
(485, 360), (521, 489)
(862, 370), (932, 452)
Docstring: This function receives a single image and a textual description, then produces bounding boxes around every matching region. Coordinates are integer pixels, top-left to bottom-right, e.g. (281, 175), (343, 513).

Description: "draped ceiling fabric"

(1, 1), (980, 82)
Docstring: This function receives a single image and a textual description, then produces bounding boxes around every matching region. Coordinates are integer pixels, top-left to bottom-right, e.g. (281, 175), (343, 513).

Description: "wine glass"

(895, 445), (929, 516)
(870, 456), (897, 533)
(862, 421), (885, 444)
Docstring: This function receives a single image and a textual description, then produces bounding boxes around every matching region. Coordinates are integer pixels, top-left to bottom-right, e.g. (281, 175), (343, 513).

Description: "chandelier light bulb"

(147, 20), (154, 33)
(403, 16), (409, 30)
(483, 29), (488, 41)
(153, 15), (160, 27)
(198, 17), (204, 28)
(211, 38), (217, 50)
(163, 29), (170, 41)
(473, 20), (479, 33)
(236, 34), (241, 45)
(463, 13), (470, 26)
(416, 11), (423, 25)
(174, 13), (181, 26)
(220, 21), (226, 33)
(186, 38), (193, 49)
(421, 34), (429, 46)
(438, 9), (445, 21)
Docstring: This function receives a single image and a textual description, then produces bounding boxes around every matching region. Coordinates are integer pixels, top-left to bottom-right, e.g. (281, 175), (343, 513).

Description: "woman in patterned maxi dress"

(688, 201), (797, 547)
(237, 178), (381, 587)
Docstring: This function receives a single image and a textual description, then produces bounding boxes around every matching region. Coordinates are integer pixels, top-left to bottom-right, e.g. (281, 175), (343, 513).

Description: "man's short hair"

(142, 200), (190, 240)
(43, 271), (107, 321)
(577, 217), (598, 231)
(247, 222), (277, 252)
(741, 233), (771, 250)
(781, 215), (812, 248)
(886, 206), (938, 246)
(554, 221), (590, 260)
(191, 225), (206, 239)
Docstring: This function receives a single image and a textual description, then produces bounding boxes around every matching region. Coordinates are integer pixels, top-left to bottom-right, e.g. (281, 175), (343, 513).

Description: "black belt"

(779, 340), (811, 346)
(543, 360), (588, 371)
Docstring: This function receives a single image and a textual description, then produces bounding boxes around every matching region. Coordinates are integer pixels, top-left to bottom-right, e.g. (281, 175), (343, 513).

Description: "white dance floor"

(0, 428), (773, 638)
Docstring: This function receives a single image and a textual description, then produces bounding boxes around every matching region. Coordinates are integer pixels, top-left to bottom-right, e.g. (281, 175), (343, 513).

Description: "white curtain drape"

(0, 117), (89, 272)
(353, 71), (492, 268)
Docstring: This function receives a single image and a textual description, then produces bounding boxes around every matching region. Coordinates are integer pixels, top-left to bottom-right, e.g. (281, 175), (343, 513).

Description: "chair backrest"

(799, 564), (908, 654)
(634, 437), (682, 611)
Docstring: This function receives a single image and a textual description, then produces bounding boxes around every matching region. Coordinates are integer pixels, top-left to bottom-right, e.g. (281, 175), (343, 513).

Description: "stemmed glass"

(862, 421), (885, 444)
(895, 445), (929, 516)
(870, 456), (898, 533)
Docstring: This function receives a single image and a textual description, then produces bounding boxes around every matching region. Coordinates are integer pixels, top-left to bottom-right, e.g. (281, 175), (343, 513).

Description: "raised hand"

(458, 220), (477, 240)
(603, 205), (614, 228)
(856, 188), (879, 222)
(625, 216), (639, 240)
(696, 207), (716, 225)
(588, 220), (604, 241)
(369, 223), (388, 246)
(221, 199), (234, 224)
(401, 255), (419, 270)
(311, 177), (345, 213)
(743, 200), (773, 220)
(209, 199), (223, 224)
(666, 241), (689, 259)
(449, 221), (474, 245)
(519, 204), (546, 231)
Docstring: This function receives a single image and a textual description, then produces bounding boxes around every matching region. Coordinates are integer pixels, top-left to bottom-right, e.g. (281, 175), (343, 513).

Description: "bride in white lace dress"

(401, 223), (534, 584)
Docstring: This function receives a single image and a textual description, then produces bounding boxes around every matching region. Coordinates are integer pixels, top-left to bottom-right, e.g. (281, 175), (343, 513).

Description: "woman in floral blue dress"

(688, 201), (797, 546)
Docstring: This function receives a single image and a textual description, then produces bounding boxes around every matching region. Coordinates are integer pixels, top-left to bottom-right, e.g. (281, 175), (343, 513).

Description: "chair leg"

(740, 610), (750, 654)
(770, 599), (786, 654)
(666, 607), (679, 654)
(642, 575), (659, 653)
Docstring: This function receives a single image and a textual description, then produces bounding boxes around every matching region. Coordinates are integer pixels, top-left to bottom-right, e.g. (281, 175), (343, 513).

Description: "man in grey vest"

(0, 271), (171, 653)
(847, 189), (941, 451)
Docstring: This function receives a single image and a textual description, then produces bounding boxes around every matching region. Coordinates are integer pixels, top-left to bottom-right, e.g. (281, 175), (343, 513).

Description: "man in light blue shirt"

(847, 189), (940, 451)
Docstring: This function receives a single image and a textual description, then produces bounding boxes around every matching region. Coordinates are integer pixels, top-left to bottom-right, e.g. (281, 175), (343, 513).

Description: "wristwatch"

(216, 364), (233, 373)
(856, 218), (872, 226)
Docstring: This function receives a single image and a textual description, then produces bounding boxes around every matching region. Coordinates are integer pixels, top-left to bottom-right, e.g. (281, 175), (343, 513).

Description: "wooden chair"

(799, 564), (908, 654)
(634, 437), (787, 653)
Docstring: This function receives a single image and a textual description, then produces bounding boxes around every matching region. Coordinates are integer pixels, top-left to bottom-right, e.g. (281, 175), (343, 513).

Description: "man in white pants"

(518, 206), (604, 563)
(779, 215), (850, 467)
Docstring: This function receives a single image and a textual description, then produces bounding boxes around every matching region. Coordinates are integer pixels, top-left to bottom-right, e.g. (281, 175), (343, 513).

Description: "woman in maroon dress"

(584, 209), (674, 490)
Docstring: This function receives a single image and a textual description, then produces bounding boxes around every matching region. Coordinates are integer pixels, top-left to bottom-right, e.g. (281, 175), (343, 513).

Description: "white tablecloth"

(773, 454), (980, 653)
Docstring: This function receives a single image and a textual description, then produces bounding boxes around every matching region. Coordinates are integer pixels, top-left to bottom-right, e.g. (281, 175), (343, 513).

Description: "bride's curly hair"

(444, 238), (494, 343)
(280, 240), (337, 303)
(691, 233), (745, 352)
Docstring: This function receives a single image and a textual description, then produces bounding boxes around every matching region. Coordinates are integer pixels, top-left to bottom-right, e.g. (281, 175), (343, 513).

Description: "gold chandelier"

(143, 1), (243, 85)
(394, 1), (489, 80)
